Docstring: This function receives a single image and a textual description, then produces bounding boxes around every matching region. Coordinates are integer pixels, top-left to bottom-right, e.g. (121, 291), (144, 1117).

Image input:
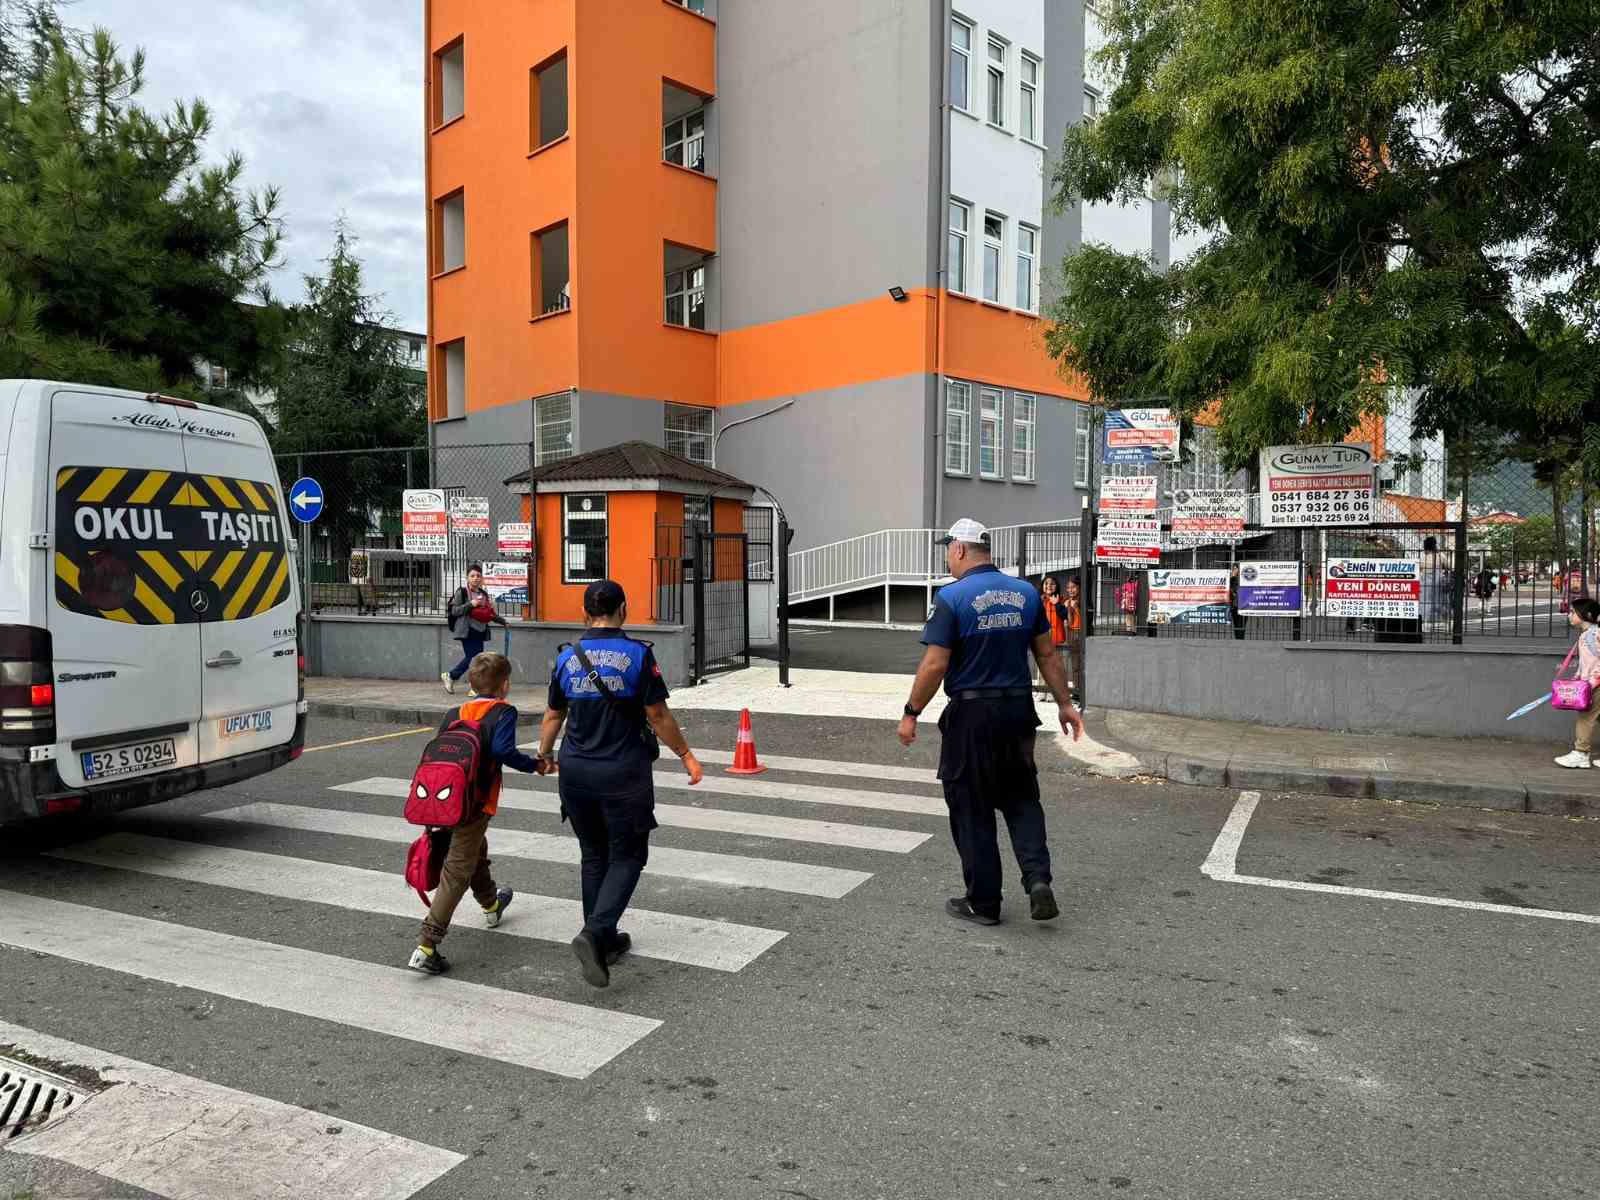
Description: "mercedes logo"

(189, 590), (211, 614)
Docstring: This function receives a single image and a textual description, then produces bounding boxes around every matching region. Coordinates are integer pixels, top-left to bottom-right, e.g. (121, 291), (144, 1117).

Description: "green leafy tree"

(1485, 514), (1558, 571)
(268, 222), (425, 560)
(0, 18), (284, 394)
(1046, 0), (1600, 472)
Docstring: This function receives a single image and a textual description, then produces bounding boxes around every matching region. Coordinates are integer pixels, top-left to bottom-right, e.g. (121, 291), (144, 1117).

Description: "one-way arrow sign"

(289, 477), (324, 524)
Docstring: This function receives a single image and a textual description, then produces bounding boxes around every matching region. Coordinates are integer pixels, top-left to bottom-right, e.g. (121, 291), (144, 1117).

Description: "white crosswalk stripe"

(1, 891), (661, 1080)
(205, 802), (874, 898)
(0, 1020), (464, 1200)
(643, 771), (947, 816)
(50, 833), (786, 972)
(520, 744), (941, 786)
(332, 776), (932, 853)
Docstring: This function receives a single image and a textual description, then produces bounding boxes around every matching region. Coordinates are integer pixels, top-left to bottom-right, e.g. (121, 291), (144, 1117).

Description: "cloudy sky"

(71, 0), (428, 331)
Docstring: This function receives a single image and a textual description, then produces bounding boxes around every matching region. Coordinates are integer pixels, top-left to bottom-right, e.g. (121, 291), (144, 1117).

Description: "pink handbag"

(1552, 642), (1595, 711)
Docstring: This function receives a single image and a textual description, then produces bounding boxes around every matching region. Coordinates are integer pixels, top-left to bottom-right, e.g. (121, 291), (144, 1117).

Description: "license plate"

(80, 737), (178, 781)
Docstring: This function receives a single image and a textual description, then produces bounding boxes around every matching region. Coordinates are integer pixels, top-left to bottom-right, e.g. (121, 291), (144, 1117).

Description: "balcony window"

(532, 222), (570, 316)
(664, 109), (706, 172)
(435, 191), (465, 273)
(433, 39), (463, 126)
(665, 248), (709, 330)
(530, 51), (568, 150)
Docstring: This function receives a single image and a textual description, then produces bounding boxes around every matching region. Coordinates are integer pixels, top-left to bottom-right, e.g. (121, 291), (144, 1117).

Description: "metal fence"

(274, 443), (533, 616)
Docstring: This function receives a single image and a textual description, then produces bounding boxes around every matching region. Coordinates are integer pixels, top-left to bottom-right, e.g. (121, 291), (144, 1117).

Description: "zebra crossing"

(2, 746), (948, 1199)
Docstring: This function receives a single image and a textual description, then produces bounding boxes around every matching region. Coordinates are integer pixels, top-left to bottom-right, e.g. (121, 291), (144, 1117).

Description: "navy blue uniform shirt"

(922, 564), (1049, 693)
(548, 630), (670, 794)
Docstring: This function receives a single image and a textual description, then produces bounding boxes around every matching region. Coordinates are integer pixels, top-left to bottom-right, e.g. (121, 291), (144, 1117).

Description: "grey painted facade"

(1088, 637), (1574, 743)
(716, 0), (938, 331)
(306, 615), (692, 690)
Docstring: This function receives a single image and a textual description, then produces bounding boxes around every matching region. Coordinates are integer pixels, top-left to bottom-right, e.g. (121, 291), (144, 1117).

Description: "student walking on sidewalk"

(898, 519), (1084, 926)
(443, 564), (506, 694)
(538, 580), (703, 988)
(1554, 597), (1600, 769)
(409, 652), (545, 975)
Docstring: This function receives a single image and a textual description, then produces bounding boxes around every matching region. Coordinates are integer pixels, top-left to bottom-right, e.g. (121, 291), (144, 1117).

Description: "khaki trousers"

(420, 812), (497, 947)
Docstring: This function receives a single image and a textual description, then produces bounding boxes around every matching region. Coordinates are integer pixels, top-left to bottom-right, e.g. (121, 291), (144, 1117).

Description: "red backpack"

(404, 703), (508, 828)
(404, 827), (451, 906)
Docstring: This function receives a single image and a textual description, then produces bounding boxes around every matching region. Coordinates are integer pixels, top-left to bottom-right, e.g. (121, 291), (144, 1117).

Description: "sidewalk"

(1091, 709), (1600, 817)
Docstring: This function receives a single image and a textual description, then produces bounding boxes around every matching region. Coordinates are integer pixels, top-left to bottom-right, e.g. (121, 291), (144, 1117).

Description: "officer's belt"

(950, 687), (1034, 701)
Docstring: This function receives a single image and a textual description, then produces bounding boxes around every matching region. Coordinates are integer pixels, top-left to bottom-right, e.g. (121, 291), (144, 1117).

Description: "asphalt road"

(4, 714), (1600, 1199)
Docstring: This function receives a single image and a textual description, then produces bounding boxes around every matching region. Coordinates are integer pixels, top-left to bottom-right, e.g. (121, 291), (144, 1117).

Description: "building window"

(206, 364), (228, 391)
(1074, 418), (1092, 487)
(436, 190), (465, 274)
(945, 381), (972, 475)
(563, 494), (607, 584)
(532, 223), (570, 316)
(668, 0), (707, 12)
(535, 392), (575, 464)
(665, 403), (715, 465)
(950, 16), (973, 112)
(440, 340), (466, 421)
(1012, 393), (1037, 482)
(664, 109), (706, 172)
(979, 388), (1004, 478)
(982, 213), (1003, 303)
(986, 38), (1007, 127)
(407, 338), (423, 362)
(433, 39), (464, 126)
(1016, 224), (1038, 312)
(1084, 86), (1101, 124)
(530, 51), (568, 150)
(683, 493), (711, 535)
(948, 200), (970, 294)
(666, 263), (707, 330)
(1020, 54), (1041, 142)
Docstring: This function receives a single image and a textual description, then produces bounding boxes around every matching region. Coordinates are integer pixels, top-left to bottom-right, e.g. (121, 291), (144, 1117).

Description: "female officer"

(537, 579), (703, 987)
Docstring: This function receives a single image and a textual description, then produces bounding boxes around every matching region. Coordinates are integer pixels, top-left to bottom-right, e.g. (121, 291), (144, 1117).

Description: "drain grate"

(1, 1057), (87, 1139)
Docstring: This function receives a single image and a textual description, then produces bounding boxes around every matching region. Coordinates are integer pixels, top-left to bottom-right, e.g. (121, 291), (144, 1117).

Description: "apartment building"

(424, 0), (1185, 553)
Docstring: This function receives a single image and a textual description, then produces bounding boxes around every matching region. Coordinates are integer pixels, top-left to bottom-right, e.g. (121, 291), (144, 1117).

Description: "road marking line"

(303, 727), (432, 753)
(0, 1019), (464, 1200)
(0, 892), (661, 1079)
(204, 803), (872, 899)
(51, 834), (785, 972)
(518, 745), (941, 786)
(639, 772), (945, 816)
(333, 777), (932, 853)
(1202, 791), (1600, 927)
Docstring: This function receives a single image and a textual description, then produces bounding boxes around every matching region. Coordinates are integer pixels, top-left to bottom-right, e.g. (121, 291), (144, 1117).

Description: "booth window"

(563, 494), (608, 584)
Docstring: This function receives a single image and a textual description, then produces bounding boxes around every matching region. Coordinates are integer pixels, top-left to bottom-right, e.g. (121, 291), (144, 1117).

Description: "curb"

(1087, 715), (1600, 818)
(308, 701), (543, 728)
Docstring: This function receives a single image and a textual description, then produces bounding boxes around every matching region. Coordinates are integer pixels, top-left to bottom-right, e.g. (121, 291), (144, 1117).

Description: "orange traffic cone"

(727, 708), (768, 775)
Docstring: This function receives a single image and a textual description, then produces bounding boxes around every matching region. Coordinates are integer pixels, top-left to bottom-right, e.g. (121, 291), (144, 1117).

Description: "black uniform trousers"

(559, 768), (656, 950)
(937, 696), (1052, 918)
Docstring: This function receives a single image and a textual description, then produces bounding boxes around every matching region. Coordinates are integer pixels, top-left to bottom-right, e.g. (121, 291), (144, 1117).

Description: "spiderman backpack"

(402, 704), (507, 905)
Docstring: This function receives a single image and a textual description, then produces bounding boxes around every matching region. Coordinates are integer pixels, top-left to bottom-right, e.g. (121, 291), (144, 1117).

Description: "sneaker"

(407, 945), (450, 975)
(441, 672), (454, 695)
(605, 931), (633, 966)
(945, 897), (1001, 926)
(572, 929), (610, 988)
(1028, 881), (1060, 921)
(1554, 751), (1593, 770)
(483, 887), (513, 928)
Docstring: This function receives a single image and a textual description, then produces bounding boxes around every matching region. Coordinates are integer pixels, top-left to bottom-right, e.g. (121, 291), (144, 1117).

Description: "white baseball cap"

(937, 517), (990, 546)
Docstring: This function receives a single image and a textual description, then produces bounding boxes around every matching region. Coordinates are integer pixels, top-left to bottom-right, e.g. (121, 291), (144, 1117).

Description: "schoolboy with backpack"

(405, 651), (545, 975)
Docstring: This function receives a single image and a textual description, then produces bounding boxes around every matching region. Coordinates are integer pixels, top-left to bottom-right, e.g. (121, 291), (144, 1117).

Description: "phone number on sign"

(1323, 600), (1418, 618)
(1269, 493), (1373, 519)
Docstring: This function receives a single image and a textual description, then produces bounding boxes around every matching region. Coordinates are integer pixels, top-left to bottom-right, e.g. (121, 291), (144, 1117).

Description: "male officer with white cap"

(898, 518), (1083, 925)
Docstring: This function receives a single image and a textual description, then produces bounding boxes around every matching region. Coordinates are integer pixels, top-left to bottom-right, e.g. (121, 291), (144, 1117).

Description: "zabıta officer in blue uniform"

(899, 519), (1084, 925)
(537, 580), (703, 987)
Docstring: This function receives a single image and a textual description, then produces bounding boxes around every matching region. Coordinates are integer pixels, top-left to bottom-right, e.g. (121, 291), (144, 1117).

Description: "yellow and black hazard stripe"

(54, 466), (292, 625)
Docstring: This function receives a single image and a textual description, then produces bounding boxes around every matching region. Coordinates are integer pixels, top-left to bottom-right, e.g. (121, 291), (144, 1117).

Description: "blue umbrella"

(1505, 694), (1551, 721)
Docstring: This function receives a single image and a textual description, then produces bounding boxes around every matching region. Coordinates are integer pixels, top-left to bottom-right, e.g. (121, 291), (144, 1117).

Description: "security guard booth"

(504, 441), (755, 627)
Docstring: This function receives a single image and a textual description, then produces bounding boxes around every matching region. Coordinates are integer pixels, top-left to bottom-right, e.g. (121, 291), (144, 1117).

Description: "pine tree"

(0, 17), (284, 394)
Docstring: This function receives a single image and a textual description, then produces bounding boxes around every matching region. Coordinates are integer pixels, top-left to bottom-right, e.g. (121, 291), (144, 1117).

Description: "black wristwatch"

(903, 703), (922, 718)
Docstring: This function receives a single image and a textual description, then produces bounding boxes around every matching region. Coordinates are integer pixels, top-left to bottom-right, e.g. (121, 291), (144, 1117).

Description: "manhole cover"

(1, 1057), (88, 1139)
(1312, 755), (1391, 772)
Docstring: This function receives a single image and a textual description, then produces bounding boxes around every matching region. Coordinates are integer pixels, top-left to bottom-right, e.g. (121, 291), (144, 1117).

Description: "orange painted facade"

(424, 1), (1082, 425)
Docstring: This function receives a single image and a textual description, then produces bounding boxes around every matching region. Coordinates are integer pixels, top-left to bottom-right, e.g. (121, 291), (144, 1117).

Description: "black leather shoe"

(1029, 882), (1059, 921)
(945, 897), (1001, 926)
(605, 932), (632, 966)
(571, 929), (610, 988)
